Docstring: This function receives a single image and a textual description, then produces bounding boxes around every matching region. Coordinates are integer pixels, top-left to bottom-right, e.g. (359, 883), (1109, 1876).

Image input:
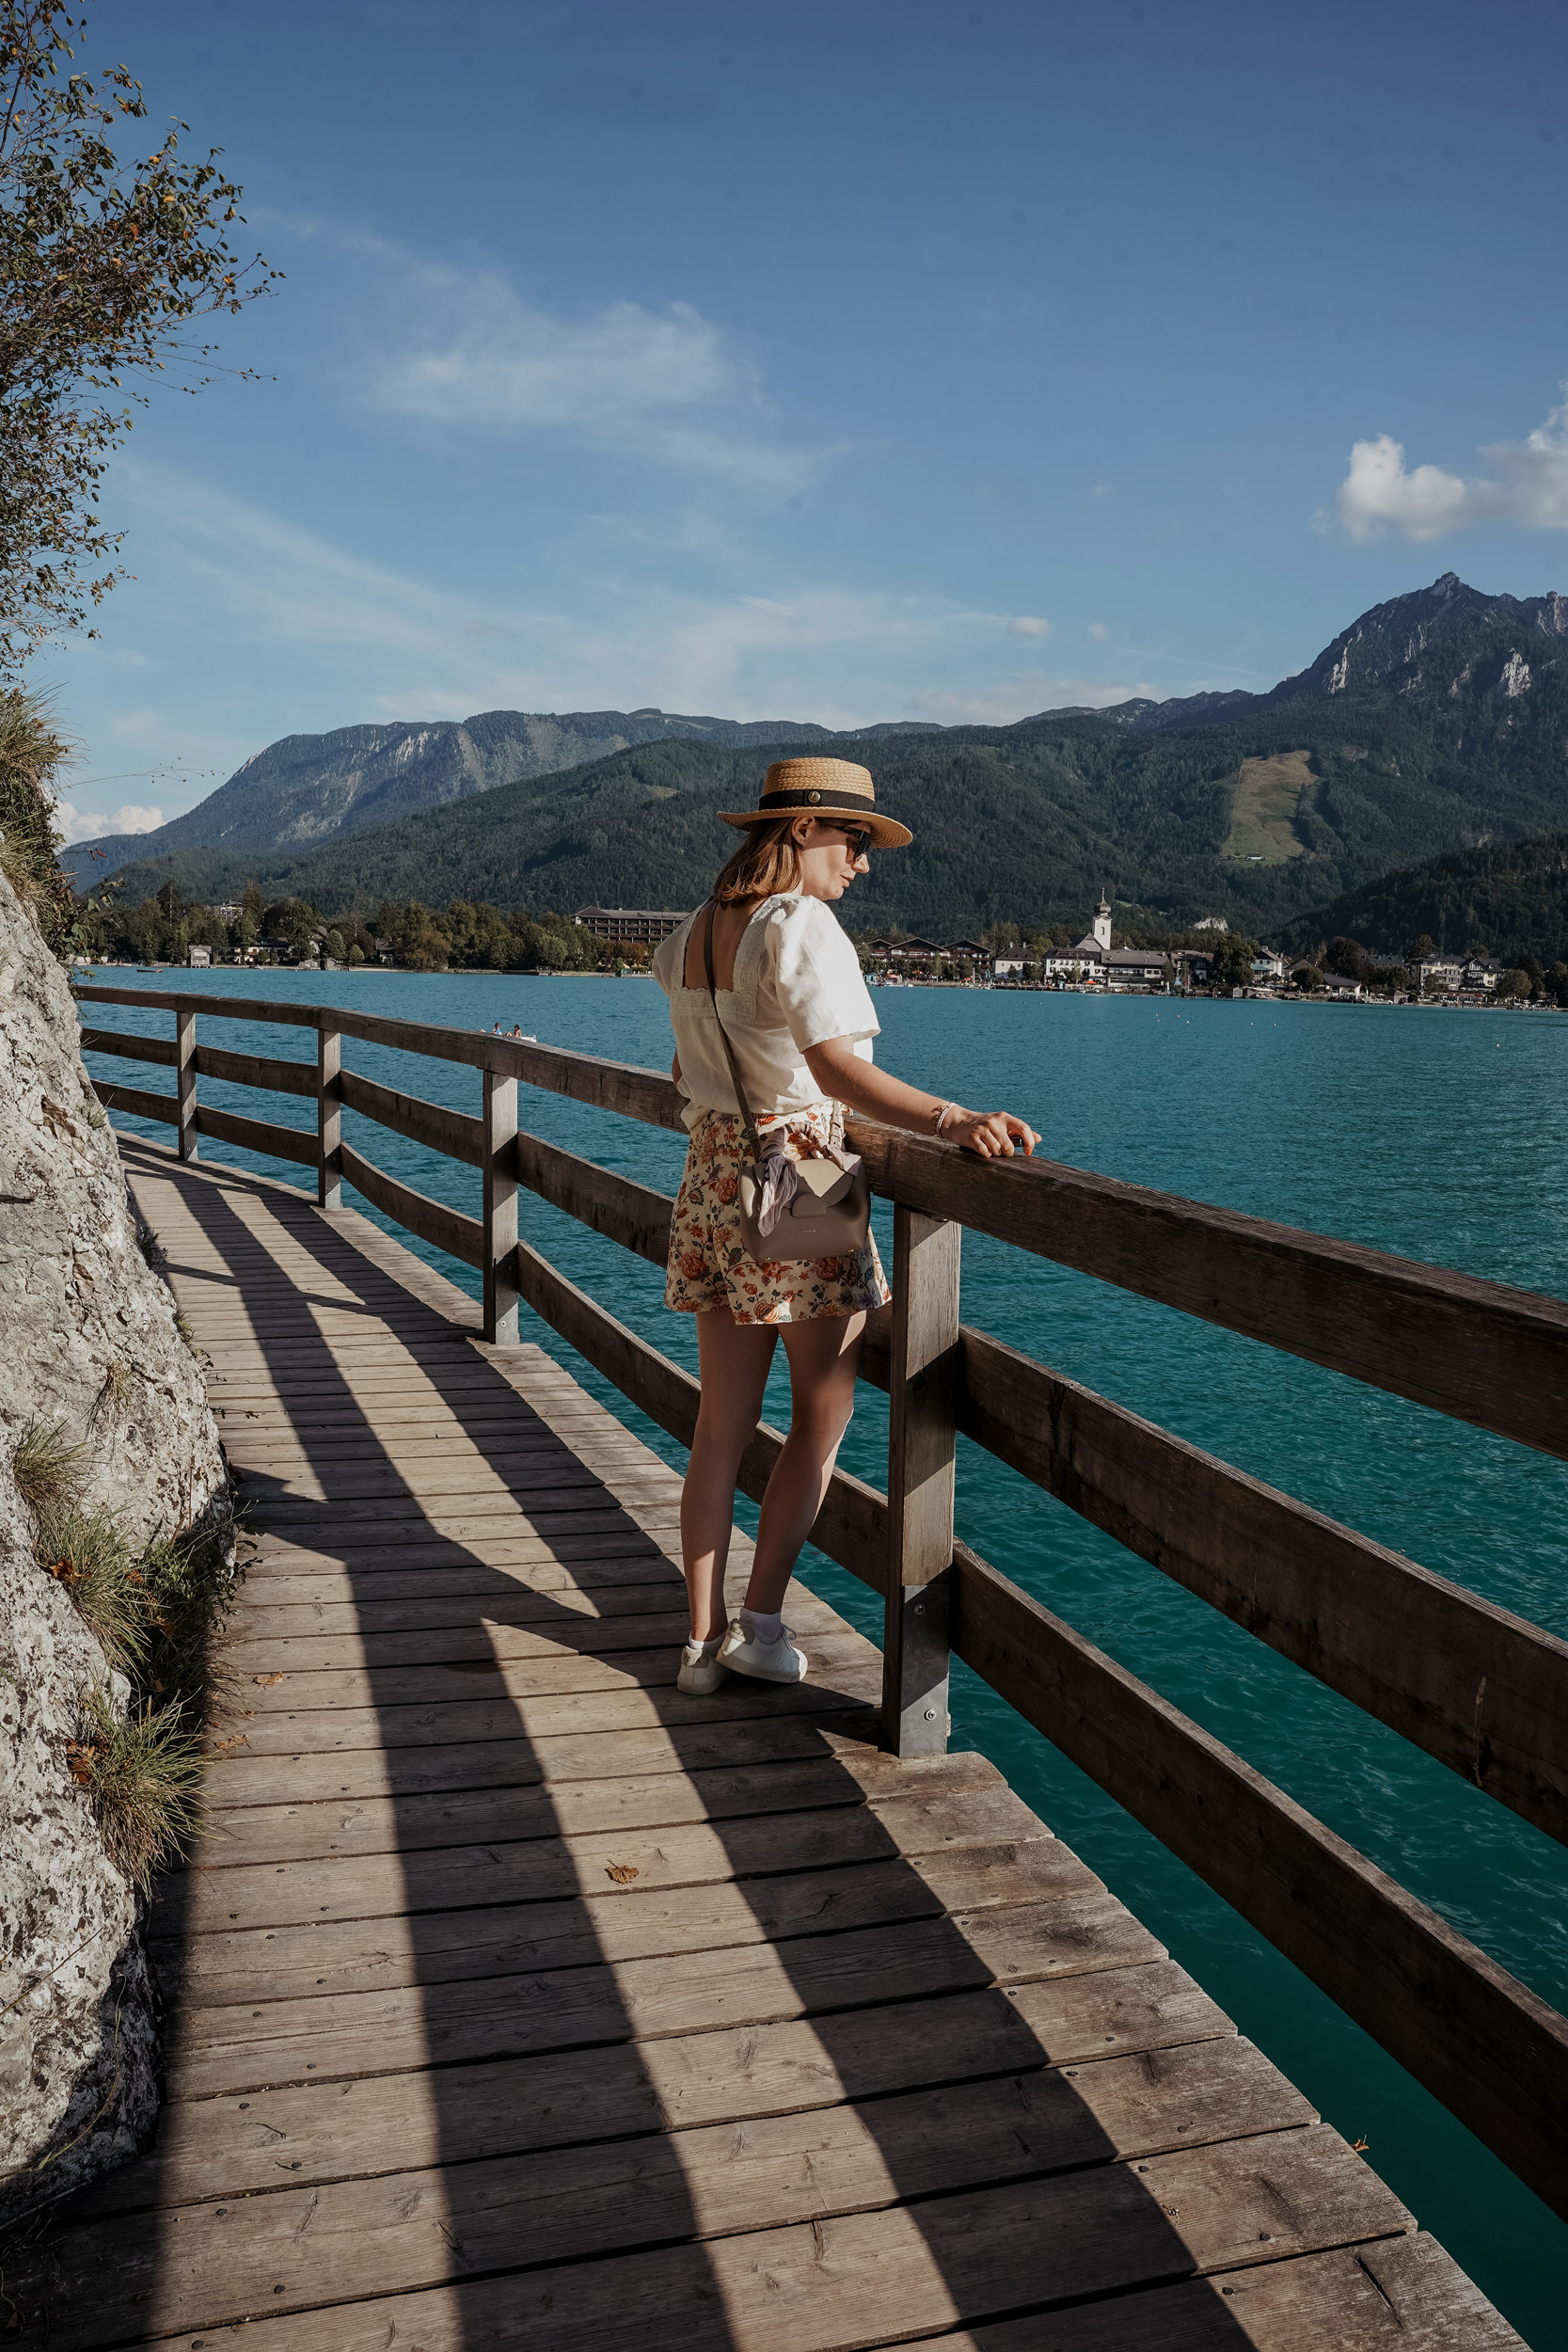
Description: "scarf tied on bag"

(752, 1132), (861, 1237)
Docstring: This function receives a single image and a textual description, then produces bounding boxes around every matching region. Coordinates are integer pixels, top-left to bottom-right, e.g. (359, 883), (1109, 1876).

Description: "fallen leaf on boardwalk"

(604, 1864), (640, 1883)
(252, 1673), (284, 1688)
(210, 1733), (251, 1753)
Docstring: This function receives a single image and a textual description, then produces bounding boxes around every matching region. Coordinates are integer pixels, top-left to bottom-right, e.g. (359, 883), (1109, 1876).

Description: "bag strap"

(701, 899), (762, 1162)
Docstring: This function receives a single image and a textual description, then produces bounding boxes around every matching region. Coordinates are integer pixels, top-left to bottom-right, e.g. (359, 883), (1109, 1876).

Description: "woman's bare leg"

(682, 1310), (778, 1640)
(745, 1311), (866, 1617)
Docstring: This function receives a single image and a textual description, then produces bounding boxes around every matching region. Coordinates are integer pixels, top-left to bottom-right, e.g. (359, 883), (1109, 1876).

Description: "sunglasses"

(825, 823), (872, 859)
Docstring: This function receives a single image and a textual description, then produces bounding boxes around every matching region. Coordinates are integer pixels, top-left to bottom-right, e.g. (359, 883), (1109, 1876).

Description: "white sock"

(739, 1607), (784, 1645)
(686, 1632), (722, 1657)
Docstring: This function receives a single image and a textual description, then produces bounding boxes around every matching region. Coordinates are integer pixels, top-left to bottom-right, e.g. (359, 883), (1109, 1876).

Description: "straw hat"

(719, 757), (912, 849)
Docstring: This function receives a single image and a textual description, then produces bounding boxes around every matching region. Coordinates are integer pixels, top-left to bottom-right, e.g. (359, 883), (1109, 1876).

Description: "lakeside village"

(79, 878), (1568, 1009)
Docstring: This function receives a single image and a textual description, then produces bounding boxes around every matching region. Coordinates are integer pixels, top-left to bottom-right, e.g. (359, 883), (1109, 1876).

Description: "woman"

(652, 757), (1037, 1696)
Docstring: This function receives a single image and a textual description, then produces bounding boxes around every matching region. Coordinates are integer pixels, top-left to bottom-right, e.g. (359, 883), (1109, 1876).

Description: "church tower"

(1092, 891), (1112, 952)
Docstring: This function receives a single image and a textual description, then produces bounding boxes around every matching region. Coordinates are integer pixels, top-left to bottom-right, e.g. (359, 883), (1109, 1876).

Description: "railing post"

(483, 1067), (519, 1344)
(881, 1205), (961, 1756)
(317, 1025), (341, 1209)
(176, 1009), (198, 1163)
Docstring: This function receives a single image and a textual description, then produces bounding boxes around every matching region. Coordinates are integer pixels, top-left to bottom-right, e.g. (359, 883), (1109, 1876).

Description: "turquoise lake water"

(82, 968), (1568, 2345)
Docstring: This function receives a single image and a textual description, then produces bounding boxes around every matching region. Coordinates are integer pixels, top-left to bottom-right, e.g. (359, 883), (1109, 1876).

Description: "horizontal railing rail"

(74, 981), (1568, 2224)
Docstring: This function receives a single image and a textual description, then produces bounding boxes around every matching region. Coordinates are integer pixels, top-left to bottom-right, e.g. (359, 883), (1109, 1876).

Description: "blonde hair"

(713, 816), (803, 906)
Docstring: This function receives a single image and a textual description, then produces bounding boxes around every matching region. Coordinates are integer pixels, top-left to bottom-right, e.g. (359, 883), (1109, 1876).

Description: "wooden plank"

(164, 1784), (1047, 1938)
(873, 2233), (1528, 2350)
(164, 1896), (1164, 2097)
(337, 1139), (484, 1268)
(194, 1102), (319, 1168)
(953, 1539), (1568, 2225)
(847, 1114), (1568, 1462)
(78, 1024), (177, 1068)
(202, 1713), (879, 1812)
(153, 1844), (1121, 2013)
(79, 1963), (1233, 2212)
(59, 2124), (1410, 2352)
(176, 1007), (198, 1162)
(24, 2043), (1320, 2345)
(198, 1040), (318, 1098)
(210, 1628), (876, 1717)
(97, 1076), (177, 1124)
(338, 1064), (483, 1165)
(316, 1022), (341, 1209)
(483, 1066), (519, 1343)
(193, 1750), (1005, 1866)
(882, 1206), (960, 1756)
(954, 1324), (1568, 1848)
(515, 1125), (674, 1264)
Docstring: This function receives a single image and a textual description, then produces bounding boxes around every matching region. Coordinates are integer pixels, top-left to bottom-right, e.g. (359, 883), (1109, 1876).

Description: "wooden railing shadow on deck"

(75, 984), (1568, 2240)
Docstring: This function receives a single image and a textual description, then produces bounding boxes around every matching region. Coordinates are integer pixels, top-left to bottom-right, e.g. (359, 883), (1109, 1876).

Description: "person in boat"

(652, 758), (1037, 1696)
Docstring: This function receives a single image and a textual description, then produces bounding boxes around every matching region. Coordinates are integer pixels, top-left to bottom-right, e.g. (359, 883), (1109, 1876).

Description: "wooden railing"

(75, 983), (1568, 2227)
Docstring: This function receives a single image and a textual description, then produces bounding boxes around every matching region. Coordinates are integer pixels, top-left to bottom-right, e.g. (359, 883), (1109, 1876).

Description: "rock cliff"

(0, 868), (230, 2222)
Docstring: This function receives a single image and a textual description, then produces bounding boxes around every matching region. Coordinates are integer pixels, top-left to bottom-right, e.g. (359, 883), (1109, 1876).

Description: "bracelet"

(933, 1101), (961, 1135)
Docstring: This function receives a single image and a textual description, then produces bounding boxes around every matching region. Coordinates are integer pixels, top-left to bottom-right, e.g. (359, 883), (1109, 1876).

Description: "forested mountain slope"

(1280, 832), (1568, 965)
(59, 706), (936, 885)
(86, 574), (1568, 934)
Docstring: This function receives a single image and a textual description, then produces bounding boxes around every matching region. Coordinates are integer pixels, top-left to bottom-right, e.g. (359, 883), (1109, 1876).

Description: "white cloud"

(1321, 389), (1568, 541)
(106, 463), (1007, 733)
(53, 802), (164, 843)
(361, 260), (834, 495)
(1087, 622), (1110, 642)
(1006, 615), (1053, 639)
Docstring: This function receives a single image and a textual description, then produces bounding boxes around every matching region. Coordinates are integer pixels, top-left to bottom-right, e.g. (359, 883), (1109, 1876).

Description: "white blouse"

(652, 894), (879, 1131)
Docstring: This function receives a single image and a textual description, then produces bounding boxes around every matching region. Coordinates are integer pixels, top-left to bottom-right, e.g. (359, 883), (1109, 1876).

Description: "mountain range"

(65, 573), (1568, 948)
(60, 707), (934, 883)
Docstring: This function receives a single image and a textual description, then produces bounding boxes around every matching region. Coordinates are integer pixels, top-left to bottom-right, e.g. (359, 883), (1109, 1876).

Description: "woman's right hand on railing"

(942, 1108), (1037, 1159)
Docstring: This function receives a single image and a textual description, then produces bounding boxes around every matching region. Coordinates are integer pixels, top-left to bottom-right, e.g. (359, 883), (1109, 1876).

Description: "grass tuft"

(68, 1688), (206, 1892)
(31, 1505), (146, 1671)
(137, 1524), (237, 1729)
(12, 1420), (86, 1519)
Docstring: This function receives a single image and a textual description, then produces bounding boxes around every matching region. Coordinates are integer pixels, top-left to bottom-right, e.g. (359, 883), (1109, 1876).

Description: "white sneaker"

(718, 1617), (809, 1684)
(676, 1640), (729, 1696)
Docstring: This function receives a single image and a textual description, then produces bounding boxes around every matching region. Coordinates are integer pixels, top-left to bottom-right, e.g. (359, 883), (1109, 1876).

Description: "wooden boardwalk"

(13, 1137), (1523, 2349)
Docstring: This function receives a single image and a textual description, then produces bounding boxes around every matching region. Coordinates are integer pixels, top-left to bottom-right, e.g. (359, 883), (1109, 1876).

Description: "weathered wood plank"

(954, 1540), (1568, 2225)
(339, 1064), (483, 1165)
(79, 1964), (1233, 2212)
(193, 1102), (320, 1167)
(847, 1113), (1568, 1461)
(164, 1895), (1164, 2097)
(953, 1324), (1568, 1846)
(57, 2124), (1408, 2352)
(164, 1783), (1047, 1940)
(94, 1076), (177, 1125)
(876, 2233), (1527, 2351)
(26, 2043), (1318, 2346)
(337, 1139), (484, 1267)
(882, 1205), (960, 1756)
(192, 1749), (1003, 1866)
(155, 1839), (1108, 2007)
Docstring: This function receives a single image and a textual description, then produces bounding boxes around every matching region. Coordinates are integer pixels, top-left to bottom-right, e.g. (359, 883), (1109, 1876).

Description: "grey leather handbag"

(701, 900), (872, 1264)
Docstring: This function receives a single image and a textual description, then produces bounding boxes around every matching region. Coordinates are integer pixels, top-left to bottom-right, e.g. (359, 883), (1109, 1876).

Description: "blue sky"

(46, 0), (1568, 838)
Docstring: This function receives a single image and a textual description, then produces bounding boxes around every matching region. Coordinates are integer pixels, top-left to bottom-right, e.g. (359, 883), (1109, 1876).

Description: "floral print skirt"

(664, 1104), (890, 1326)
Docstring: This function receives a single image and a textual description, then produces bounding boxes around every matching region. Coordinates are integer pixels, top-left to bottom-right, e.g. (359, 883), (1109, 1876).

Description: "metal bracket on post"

(176, 1009), (198, 1164)
(881, 1204), (961, 1757)
(483, 1068), (519, 1345)
(317, 1026), (342, 1209)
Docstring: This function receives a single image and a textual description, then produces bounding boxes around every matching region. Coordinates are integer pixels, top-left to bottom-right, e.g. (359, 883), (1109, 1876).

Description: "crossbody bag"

(701, 899), (872, 1264)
